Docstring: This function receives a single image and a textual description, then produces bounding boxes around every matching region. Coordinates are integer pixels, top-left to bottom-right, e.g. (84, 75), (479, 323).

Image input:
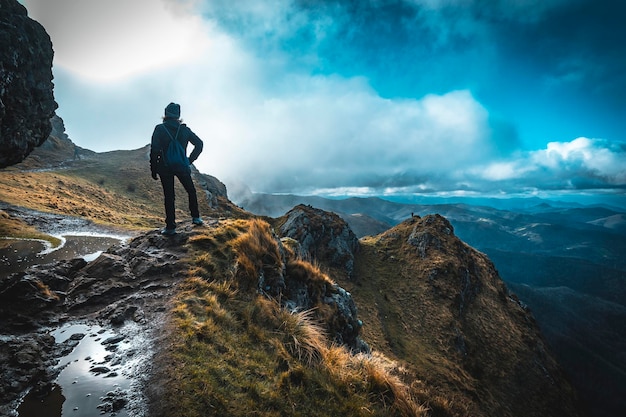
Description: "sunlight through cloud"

(22, 0), (210, 81)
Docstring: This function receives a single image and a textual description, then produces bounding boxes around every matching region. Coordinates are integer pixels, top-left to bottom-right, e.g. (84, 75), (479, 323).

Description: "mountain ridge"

(0, 126), (586, 416)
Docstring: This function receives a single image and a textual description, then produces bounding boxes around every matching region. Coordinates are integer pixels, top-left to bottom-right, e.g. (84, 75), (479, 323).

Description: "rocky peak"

(352, 214), (583, 417)
(275, 204), (359, 277)
(0, 0), (57, 168)
(49, 114), (70, 143)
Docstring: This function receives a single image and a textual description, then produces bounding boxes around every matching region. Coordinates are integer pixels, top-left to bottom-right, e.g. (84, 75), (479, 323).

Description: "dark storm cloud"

(490, 0), (626, 106)
(202, 0), (626, 140)
(203, 0), (491, 96)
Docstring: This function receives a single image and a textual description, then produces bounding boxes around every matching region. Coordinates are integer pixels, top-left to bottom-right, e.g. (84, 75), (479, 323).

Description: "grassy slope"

(151, 219), (427, 417)
(0, 210), (61, 247)
(338, 216), (582, 417)
(0, 145), (222, 232)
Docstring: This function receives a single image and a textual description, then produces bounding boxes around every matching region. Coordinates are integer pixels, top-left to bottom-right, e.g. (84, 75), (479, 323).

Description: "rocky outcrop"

(231, 218), (368, 353)
(276, 204), (360, 277)
(10, 115), (95, 169)
(0, 228), (188, 330)
(195, 169), (229, 208)
(269, 206), (366, 349)
(0, 0), (57, 168)
(281, 257), (368, 352)
(353, 215), (584, 417)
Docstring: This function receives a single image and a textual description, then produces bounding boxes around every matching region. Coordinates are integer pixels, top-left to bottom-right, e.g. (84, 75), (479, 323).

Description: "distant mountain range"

(235, 190), (626, 417)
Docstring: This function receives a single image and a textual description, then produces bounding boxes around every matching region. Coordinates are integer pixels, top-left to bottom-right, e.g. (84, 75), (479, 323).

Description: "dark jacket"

(150, 118), (203, 175)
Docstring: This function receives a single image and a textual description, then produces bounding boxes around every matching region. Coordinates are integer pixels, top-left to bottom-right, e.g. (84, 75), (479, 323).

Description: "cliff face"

(0, 0), (57, 168)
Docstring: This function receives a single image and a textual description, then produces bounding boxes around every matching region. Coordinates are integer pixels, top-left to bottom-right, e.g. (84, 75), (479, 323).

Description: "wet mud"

(0, 206), (194, 417)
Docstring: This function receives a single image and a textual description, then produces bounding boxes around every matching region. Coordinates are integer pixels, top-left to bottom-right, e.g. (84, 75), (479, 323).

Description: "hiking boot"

(192, 217), (204, 226)
(161, 227), (177, 236)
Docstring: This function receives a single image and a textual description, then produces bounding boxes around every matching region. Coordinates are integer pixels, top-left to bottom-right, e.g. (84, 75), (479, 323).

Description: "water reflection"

(18, 323), (134, 417)
(0, 234), (127, 279)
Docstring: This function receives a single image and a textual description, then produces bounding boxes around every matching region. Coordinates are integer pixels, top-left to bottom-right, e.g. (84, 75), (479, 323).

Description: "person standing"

(150, 102), (204, 235)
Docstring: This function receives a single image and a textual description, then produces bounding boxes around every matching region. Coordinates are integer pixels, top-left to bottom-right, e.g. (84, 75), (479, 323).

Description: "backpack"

(161, 124), (190, 173)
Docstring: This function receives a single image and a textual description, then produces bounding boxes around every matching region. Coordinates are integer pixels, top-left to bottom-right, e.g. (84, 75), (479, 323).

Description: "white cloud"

(480, 162), (525, 181)
(192, 84), (493, 193)
(474, 137), (626, 190)
(22, 0), (210, 81)
(531, 137), (626, 183)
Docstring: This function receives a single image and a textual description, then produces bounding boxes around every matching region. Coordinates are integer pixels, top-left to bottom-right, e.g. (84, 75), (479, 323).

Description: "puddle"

(18, 322), (150, 417)
(0, 234), (127, 279)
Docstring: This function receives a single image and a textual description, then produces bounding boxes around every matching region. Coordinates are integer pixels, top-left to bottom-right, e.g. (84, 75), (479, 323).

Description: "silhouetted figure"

(73, 145), (80, 160)
(150, 102), (204, 235)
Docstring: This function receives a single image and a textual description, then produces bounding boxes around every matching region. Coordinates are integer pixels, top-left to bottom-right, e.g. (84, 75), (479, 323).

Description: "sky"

(19, 0), (626, 205)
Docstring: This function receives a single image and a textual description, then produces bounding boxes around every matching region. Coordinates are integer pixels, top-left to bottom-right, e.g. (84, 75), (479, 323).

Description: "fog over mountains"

(235, 189), (626, 417)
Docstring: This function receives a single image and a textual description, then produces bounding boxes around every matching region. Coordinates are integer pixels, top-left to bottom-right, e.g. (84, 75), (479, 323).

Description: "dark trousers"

(159, 171), (200, 229)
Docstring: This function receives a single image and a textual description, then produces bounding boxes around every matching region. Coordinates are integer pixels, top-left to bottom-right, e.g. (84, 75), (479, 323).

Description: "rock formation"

(0, 0), (56, 168)
(275, 204), (360, 278)
(0, 226), (191, 414)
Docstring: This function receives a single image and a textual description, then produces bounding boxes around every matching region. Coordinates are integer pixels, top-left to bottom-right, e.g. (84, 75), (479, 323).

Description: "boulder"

(277, 204), (359, 277)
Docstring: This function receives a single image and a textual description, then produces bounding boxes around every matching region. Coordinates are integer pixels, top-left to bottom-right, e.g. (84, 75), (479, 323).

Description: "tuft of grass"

(352, 352), (428, 417)
(231, 219), (283, 290)
(34, 279), (60, 302)
(285, 258), (335, 297)
(277, 306), (327, 366)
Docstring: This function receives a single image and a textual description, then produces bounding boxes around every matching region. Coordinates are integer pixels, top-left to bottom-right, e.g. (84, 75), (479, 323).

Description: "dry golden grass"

(34, 279), (60, 302)
(276, 305), (327, 366)
(155, 218), (428, 417)
(0, 169), (162, 229)
(0, 209), (62, 246)
(0, 147), (230, 231)
(231, 218), (283, 290)
(341, 227), (481, 416)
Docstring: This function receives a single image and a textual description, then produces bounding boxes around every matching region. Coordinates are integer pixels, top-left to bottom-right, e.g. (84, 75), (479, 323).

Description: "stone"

(278, 205), (360, 277)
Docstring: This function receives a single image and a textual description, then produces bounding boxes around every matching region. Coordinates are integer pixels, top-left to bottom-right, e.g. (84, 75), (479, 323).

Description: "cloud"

(473, 138), (626, 191)
(194, 84), (495, 194)
(23, 0), (498, 194)
(532, 138), (626, 184)
(22, 0), (210, 81)
(18, 0), (626, 202)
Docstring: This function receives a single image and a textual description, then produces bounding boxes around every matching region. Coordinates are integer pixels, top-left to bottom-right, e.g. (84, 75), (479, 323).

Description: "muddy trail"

(0, 207), (202, 417)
